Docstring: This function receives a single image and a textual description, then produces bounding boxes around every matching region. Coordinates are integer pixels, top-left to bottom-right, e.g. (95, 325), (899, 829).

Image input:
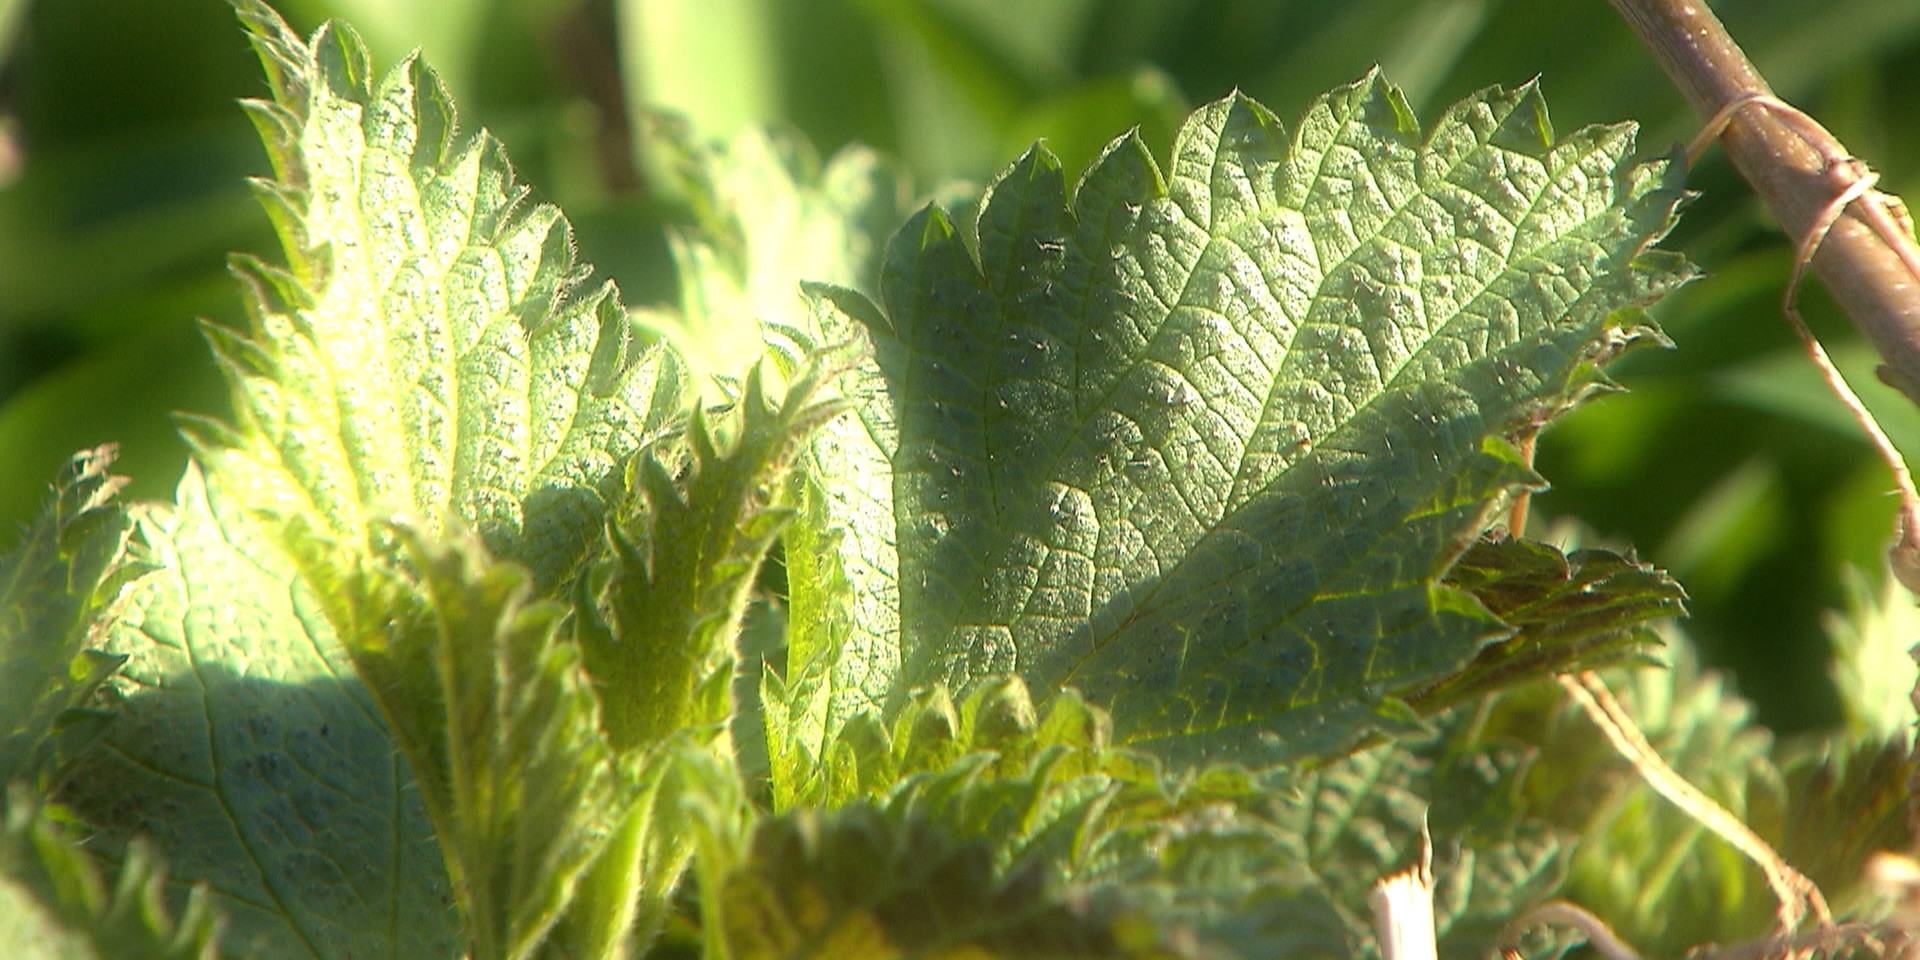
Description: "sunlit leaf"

(807, 73), (1692, 766)
(203, 0), (685, 592)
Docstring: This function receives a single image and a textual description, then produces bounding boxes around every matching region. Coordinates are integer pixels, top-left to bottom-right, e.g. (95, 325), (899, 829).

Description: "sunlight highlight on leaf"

(204, 0), (685, 591)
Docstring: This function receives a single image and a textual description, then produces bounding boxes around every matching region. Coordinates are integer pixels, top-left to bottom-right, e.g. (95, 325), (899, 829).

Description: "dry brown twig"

(1432, 8), (1917, 958)
(1683, 93), (1920, 598)
(1492, 672), (1838, 960)
(1559, 670), (1832, 933)
(1606, 0), (1920, 593)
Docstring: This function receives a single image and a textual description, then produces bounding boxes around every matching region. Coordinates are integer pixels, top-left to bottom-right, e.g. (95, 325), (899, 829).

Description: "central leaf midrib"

(1229, 86), (1542, 507)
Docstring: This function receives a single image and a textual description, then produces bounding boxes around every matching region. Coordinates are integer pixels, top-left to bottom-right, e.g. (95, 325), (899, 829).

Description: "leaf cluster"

(0, 3), (1910, 960)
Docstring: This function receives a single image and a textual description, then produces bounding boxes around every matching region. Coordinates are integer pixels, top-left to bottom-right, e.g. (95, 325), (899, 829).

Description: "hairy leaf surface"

(585, 365), (846, 752)
(204, 1), (684, 589)
(329, 526), (631, 960)
(807, 73), (1692, 764)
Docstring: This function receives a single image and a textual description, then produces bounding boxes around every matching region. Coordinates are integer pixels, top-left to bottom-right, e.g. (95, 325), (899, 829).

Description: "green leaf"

(280, 356), (834, 956)
(54, 465), (459, 959)
(634, 126), (909, 392)
(711, 804), (1140, 959)
(756, 669), (1577, 960)
(63, 9), (854, 958)
(773, 285), (909, 770)
(630, 126), (916, 778)
(583, 360), (847, 752)
(760, 672), (1580, 959)
(204, 0), (685, 592)
(542, 737), (728, 960)
(1477, 648), (1779, 954)
(1770, 735), (1911, 923)
(1413, 537), (1685, 712)
(765, 662), (1135, 815)
(1565, 658), (1780, 950)
(1481, 633), (1911, 957)
(323, 524), (628, 960)
(0, 445), (140, 790)
(1822, 566), (1920, 744)
(873, 682), (1150, 880)
(1, 784), (223, 960)
(1076, 701), (1581, 960)
(812, 72), (1692, 766)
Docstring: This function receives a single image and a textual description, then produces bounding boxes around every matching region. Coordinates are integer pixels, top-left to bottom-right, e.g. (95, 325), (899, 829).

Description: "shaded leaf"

(763, 671), (1580, 960)
(1084, 704), (1579, 960)
(55, 465), (459, 959)
(714, 804), (1138, 959)
(1413, 536), (1684, 712)
(1769, 735), (1910, 922)
(1483, 634), (1910, 957)
(1480, 648), (1780, 955)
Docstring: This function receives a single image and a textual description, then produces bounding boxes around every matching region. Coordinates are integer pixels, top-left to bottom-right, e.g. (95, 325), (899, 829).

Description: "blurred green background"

(2, 0), (1917, 732)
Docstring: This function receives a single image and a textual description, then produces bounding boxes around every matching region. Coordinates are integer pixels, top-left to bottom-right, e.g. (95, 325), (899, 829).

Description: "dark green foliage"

(1417, 537), (1685, 711)
(716, 805), (1136, 959)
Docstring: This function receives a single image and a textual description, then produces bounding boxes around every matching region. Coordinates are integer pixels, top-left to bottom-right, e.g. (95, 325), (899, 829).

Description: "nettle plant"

(1, 3), (1912, 959)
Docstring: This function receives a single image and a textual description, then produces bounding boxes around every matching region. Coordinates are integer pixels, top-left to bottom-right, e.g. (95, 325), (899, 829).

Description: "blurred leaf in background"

(0, 0), (265, 529)
(2, 0), (1917, 736)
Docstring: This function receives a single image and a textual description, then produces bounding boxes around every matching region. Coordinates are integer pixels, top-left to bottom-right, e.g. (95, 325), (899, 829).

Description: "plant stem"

(1558, 671), (1832, 932)
(1610, 0), (1920, 595)
(1606, 0), (1920, 407)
